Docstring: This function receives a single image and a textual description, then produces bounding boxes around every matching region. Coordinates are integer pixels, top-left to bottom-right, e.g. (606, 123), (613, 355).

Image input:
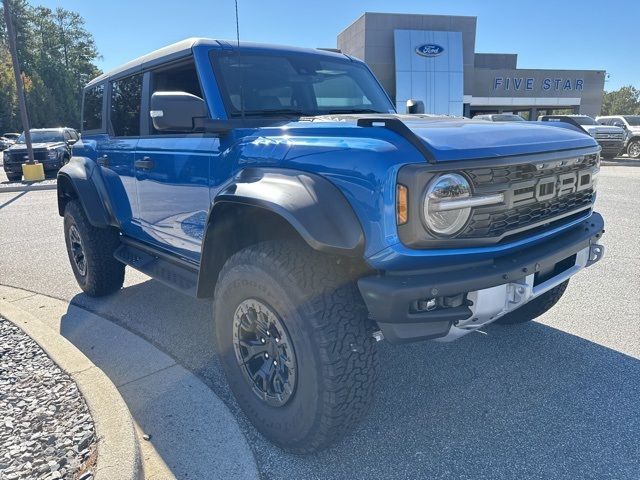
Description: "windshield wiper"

(324, 108), (385, 114)
(236, 109), (309, 117)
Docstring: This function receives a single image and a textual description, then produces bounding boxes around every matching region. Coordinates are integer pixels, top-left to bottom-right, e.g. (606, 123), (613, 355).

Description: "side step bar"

(114, 239), (199, 297)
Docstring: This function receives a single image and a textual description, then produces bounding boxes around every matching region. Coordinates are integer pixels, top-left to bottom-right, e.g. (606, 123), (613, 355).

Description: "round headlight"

(423, 173), (472, 236)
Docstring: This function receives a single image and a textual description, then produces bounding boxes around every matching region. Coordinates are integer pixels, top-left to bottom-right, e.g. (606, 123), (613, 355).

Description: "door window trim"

(140, 57), (209, 137)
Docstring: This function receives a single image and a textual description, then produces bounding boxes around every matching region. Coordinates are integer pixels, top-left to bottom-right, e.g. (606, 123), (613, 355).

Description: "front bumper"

(3, 159), (62, 174)
(597, 140), (625, 157)
(358, 212), (605, 344)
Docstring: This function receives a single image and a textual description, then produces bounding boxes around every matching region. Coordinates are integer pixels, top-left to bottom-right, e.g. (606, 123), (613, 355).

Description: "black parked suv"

(3, 128), (79, 181)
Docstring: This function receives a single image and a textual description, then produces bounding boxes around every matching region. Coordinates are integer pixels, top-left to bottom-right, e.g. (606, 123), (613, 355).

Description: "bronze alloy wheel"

(232, 299), (297, 407)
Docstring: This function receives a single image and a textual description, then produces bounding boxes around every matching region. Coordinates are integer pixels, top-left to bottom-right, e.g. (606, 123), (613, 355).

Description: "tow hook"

(586, 244), (604, 267)
(506, 280), (532, 306)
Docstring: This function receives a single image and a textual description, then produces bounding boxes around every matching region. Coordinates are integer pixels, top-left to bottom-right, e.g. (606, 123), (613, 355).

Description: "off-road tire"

(6, 172), (21, 182)
(494, 280), (569, 325)
(213, 240), (378, 453)
(63, 200), (125, 296)
(627, 139), (640, 159)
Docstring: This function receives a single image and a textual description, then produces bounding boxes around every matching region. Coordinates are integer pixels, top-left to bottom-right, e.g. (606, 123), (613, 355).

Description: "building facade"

(337, 13), (606, 118)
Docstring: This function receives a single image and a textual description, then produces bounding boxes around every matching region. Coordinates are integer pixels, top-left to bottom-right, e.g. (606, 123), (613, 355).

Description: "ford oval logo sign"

(415, 44), (444, 57)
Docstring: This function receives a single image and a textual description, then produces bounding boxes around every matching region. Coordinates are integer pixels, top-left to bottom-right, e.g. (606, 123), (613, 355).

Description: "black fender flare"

(57, 157), (117, 228)
(197, 168), (365, 296)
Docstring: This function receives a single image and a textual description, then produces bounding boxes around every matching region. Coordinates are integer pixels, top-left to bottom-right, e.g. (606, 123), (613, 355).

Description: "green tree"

(0, 46), (17, 130)
(0, 0), (101, 131)
(601, 86), (640, 116)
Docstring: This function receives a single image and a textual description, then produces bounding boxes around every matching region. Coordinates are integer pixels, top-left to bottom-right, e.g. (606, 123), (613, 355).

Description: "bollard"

(21, 162), (45, 181)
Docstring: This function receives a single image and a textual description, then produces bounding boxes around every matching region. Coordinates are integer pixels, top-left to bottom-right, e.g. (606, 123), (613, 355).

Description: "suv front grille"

(594, 133), (624, 141)
(460, 153), (598, 242)
(466, 154), (599, 188)
(460, 189), (594, 239)
(5, 149), (48, 164)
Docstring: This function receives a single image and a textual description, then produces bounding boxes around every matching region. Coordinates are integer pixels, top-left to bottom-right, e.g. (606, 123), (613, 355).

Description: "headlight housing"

(48, 148), (62, 159)
(422, 173), (472, 236)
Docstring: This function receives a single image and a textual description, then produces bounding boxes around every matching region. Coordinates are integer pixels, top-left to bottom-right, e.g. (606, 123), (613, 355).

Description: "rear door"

(134, 59), (218, 262)
(90, 74), (143, 233)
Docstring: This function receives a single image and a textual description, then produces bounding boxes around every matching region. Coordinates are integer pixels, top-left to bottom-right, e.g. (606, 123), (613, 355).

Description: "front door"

(133, 60), (216, 262)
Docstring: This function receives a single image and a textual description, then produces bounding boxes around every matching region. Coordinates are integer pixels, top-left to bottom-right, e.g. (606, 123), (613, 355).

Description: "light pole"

(3, 0), (43, 180)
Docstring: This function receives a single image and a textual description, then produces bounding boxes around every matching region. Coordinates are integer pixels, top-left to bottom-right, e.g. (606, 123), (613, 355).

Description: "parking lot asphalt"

(1, 163), (639, 479)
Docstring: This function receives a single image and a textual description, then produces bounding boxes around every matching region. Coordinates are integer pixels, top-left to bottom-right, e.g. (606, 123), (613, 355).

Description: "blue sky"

(37, 0), (639, 91)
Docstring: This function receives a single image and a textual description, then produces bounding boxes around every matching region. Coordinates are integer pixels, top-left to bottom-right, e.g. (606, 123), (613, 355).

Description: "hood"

(7, 142), (65, 151)
(306, 114), (598, 162)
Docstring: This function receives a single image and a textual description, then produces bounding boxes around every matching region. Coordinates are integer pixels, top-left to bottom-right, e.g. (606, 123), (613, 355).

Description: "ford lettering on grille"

(506, 169), (594, 208)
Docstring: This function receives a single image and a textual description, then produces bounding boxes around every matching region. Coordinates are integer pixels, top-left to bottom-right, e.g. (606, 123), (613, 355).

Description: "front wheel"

(63, 200), (125, 296)
(627, 139), (640, 159)
(213, 241), (378, 453)
(494, 280), (569, 325)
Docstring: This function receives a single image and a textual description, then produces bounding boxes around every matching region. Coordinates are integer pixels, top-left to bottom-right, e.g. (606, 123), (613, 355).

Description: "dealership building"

(337, 13), (606, 118)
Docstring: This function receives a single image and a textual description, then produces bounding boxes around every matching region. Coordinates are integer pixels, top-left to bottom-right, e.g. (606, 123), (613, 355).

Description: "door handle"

(97, 155), (109, 167)
(135, 157), (154, 170)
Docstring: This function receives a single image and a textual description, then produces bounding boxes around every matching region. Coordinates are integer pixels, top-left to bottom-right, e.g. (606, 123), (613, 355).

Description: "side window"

(82, 84), (104, 131)
(110, 74), (143, 137)
(149, 61), (203, 135)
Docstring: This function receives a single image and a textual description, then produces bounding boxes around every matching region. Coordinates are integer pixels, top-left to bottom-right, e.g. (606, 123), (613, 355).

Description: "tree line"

(0, 0), (101, 133)
(601, 86), (640, 116)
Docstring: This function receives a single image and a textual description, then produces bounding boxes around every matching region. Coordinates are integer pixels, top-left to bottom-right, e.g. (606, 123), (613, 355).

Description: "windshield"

(211, 51), (395, 117)
(623, 116), (640, 126)
(572, 116), (597, 126)
(17, 130), (64, 144)
(493, 114), (524, 122)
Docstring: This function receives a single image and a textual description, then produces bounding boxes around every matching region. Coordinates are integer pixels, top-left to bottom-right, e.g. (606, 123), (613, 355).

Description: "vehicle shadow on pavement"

(65, 280), (640, 480)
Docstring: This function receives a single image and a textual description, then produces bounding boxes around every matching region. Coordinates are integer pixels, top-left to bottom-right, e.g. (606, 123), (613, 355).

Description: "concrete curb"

(0, 182), (57, 193)
(0, 284), (261, 479)
(0, 299), (141, 480)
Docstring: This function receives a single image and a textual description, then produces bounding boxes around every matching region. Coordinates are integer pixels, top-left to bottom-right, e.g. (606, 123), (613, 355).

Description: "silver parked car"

(596, 115), (640, 159)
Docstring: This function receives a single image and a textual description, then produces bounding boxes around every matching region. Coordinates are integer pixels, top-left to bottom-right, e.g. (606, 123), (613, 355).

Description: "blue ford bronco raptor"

(58, 39), (605, 453)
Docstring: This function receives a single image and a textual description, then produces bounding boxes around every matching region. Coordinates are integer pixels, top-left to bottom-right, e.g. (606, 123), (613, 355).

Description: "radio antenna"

(235, 0), (245, 122)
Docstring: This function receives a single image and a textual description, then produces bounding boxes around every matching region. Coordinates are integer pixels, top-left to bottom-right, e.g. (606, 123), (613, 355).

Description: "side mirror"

(150, 91), (207, 132)
(406, 99), (424, 114)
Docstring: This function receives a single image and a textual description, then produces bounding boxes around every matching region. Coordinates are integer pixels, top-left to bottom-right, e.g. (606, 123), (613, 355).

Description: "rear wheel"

(213, 241), (378, 453)
(63, 200), (125, 296)
(627, 139), (640, 159)
(494, 281), (569, 325)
